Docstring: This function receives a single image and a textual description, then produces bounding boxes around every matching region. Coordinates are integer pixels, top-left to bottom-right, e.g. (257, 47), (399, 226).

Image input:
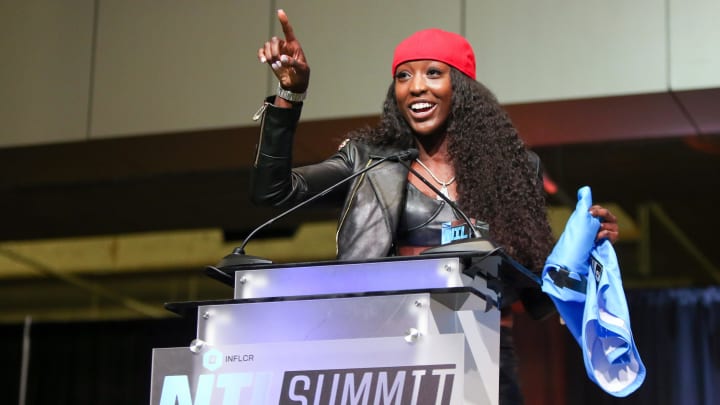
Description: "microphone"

(211, 148), (419, 272)
(405, 164), (483, 240)
(400, 164), (508, 255)
(371, 149), (419, 162)
(408, 164), (538, 273)
(410, 161), (549, 322)
(408, 163), (544, 317)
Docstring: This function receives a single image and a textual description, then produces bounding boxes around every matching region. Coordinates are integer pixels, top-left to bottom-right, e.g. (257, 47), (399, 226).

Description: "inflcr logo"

(202, 348), (223, 372)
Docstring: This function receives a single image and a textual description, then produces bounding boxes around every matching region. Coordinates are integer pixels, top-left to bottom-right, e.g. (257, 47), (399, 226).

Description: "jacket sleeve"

(249, 98), (355, 209)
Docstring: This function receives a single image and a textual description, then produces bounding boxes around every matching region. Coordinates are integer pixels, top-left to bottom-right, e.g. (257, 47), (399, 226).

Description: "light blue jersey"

(542, 186), (646, 397)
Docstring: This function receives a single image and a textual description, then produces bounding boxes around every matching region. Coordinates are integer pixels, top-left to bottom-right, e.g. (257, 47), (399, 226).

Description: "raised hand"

(257, 9), (310, 94)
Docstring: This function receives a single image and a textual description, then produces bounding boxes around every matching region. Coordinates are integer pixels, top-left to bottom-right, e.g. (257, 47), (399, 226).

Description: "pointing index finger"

(277, 9), (297, 42)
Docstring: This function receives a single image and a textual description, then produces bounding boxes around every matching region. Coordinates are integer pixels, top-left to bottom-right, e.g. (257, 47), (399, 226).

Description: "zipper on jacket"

(252, 102), (270, 167)
(335, 158), (374, 254)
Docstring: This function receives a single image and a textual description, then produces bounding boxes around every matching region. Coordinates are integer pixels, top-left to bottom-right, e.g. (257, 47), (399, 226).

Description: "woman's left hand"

(589, 205), (619, 243)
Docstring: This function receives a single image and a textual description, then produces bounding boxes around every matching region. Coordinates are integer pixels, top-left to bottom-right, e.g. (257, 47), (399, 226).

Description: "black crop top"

(396, 182), (462, 247)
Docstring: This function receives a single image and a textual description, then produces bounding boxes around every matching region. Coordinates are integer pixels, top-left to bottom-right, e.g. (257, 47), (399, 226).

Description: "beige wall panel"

(0, 0), (94, 147)
(466, 0), (667, 104)
(275, 0), (462, 120)
(669, 0), (720, 90)
(91, 0), (269, 138)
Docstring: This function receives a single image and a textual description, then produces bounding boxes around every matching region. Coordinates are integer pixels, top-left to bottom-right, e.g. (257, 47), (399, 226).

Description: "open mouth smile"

(409, 102), (437, 118)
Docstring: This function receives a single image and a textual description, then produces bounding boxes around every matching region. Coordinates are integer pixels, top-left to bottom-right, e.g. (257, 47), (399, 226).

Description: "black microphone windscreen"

(401, 148), (419, 161)
(370, 149), (418, 162)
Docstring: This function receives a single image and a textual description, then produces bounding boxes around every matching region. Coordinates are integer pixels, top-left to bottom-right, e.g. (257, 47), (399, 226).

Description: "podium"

(150, 249), (524, 405)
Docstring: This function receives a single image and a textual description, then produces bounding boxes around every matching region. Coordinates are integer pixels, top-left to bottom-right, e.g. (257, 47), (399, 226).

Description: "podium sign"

(151, 334), (466, 405)
(152, 255), (504, 404)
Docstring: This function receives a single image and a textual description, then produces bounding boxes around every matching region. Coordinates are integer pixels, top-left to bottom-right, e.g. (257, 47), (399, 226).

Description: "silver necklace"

(415, 158), (456, 200)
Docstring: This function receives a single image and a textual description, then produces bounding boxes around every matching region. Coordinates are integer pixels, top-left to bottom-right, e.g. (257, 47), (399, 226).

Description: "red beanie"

(392, 28), (476, 80)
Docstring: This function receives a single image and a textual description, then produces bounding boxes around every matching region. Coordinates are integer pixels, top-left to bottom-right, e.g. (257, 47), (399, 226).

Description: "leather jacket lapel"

(336, 147), (408, 260)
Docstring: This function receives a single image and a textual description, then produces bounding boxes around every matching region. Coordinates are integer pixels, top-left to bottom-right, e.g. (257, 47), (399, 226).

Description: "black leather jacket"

(250, 100), (409, 260)
(250, 99), (556, 319)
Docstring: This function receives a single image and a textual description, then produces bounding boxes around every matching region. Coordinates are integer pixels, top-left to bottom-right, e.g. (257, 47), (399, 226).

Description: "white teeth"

(410, 102), (433, 110)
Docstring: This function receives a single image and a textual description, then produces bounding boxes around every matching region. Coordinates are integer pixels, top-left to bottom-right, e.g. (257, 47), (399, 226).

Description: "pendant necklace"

(415, 158), (456, 200)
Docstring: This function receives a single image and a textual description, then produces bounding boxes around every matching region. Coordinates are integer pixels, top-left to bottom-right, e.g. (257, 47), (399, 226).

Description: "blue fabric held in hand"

(541, 186), (646, 397)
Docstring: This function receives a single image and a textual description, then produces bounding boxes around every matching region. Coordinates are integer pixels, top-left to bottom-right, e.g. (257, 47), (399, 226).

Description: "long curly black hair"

(349, 68), (554, 272)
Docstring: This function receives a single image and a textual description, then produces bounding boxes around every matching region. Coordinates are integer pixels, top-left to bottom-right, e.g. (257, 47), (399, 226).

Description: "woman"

(252, 9), (619, 404)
